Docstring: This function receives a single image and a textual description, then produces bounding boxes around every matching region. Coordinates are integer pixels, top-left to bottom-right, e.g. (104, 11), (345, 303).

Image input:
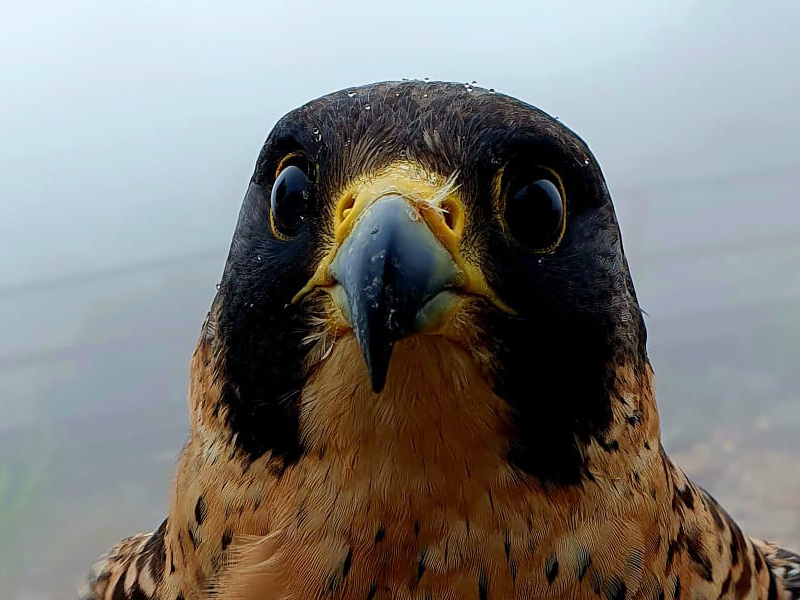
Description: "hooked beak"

(329, 194), (460, 392)
(293, 164), (510, 393)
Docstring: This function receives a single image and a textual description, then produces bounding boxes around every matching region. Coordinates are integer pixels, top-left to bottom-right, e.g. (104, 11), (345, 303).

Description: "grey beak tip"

(331, 194), (457, 394)
(363, 337), (393, 394)
(370, 373), (387, 394)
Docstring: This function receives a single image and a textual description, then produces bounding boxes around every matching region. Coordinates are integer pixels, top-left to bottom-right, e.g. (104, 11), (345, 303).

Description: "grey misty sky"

(1, 0), (798, 289)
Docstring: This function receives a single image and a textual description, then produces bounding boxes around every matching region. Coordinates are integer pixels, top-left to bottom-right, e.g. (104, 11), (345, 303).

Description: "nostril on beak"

(442, 203), (456, 231)
(437, 198), (463, 236)
(338, 194), (356, 223)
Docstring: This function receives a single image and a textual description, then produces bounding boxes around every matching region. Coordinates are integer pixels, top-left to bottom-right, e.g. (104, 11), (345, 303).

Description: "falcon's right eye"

(500, 167), (566, 252)
(270, 164), (313, 238)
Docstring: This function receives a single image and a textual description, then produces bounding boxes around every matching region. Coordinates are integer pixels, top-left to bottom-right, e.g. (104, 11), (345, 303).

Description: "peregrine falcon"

(83, 81), (800, 600)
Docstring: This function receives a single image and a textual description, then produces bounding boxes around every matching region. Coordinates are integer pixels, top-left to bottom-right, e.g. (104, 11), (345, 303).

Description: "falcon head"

(208, 81), (647, 485)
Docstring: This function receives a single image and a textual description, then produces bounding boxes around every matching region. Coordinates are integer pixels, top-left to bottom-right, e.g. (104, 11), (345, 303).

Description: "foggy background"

(1, 1), (798, 597)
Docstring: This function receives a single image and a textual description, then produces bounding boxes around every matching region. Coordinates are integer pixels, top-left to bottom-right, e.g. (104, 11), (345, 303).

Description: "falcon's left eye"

(270, 164), (314, 238)
(502, 169), (566, 251)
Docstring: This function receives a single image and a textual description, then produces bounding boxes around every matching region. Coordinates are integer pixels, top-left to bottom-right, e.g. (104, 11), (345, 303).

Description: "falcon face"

(217, 81), (645, 485)
(85, 81), (799, 600)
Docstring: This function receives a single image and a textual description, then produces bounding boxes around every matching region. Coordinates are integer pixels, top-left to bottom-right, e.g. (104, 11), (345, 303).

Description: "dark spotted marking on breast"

(720, 572), (732, 596)
(342, 548), (353, 579)
(110, 576), (127, 600)
(504, 530), (511, 562)
(656, 590), (665, 600)
(666, 539), (678, 572)
(366, 582), (377, 600)
(576, 547), (592, 582)
(704, 496), (726, 531)
(510, 559), (517, 583)
(546, 555), (560, 584)
(590, 571), (603, 594)
(478, 568), (489, 600)
(767, 568), (778, 600)
(673, 485), (695, 511)
(417, 547), (428, 582)
(194, 496), (207, 525)
(673, 576), (681, 600)
(143, 519), (167, 582)
(414, 521), (420, 538)
(176, 594), (185, 600)
(129, 585), (151, 600)
(325, 548), (353, 593)
(375, 525), (385, 542)
(686, 531), (714, 582)
(734, 543), (753, 599)
(599, 438), (620, 452)
(604, 576), (627, 600)
(221, 528), (233, 551)
(187, 525), (199, 549)
(627, 410), (643, 426)
(754, 548), (765, 573)
(730, 524), (746, 568)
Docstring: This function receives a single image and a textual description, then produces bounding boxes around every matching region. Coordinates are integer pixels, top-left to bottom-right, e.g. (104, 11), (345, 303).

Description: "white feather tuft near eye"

(425, 169), (461, 211)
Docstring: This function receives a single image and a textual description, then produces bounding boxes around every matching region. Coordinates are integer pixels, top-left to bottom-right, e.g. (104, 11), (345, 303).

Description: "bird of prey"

(83, 81), (800, 600)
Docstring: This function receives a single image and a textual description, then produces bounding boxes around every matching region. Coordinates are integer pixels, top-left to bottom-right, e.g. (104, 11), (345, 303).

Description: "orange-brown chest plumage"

(120, 333), (768, 600)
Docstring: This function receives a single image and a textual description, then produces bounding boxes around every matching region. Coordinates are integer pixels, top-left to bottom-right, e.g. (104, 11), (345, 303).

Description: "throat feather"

(299, 335), (515, 493)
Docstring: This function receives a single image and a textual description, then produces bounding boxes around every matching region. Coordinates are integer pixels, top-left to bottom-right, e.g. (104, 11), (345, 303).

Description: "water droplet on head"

(422, 93), (428, 98)
(399, 149), (406, 158)
(488, 88), (495, 93)
(584, 158), (590, 165)
(423, 77), (430, 83)
(256, 254), (262, 262)
(371, 224), (381, 235)
(537, 258), (543, 265)
(312, 127), (320, 135)
(395, 92), (401, 97)
(215, 284), (221, 290)
(471, 80), (477, 85)
(347, 91), (356, 98)
(345, 137), (351, 146)
(249, 302), (254, 308)
(364, 104), (371, 110)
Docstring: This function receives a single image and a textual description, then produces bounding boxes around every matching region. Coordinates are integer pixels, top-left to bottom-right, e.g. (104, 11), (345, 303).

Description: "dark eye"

(270, 164), (313, 237)
(504, 173), (565, 250)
